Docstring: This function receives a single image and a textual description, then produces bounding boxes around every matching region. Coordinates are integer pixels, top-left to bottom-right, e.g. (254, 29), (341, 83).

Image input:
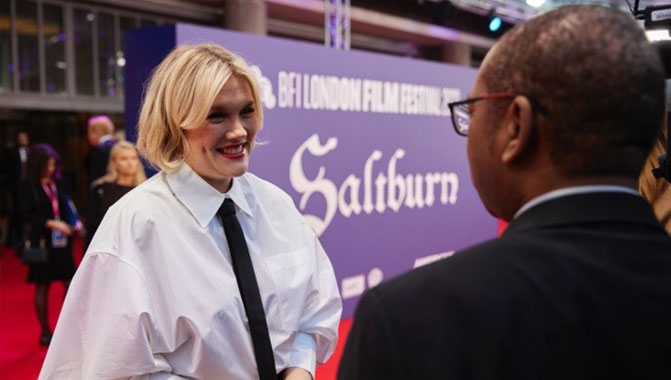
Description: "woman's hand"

(72, 220), (84, 235)
(46, 220), (73, 236)
(280, 367), (313, 380)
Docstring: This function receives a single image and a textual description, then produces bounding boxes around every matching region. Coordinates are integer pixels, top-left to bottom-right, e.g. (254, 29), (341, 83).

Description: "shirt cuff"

(287, 332), (317, 378)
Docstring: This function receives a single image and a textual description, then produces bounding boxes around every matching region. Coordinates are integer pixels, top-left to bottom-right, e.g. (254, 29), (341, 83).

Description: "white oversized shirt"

(39, 164), (342, 380)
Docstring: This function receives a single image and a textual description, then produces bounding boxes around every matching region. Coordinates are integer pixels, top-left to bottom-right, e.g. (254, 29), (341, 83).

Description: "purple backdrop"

(125, 24), (498, 319)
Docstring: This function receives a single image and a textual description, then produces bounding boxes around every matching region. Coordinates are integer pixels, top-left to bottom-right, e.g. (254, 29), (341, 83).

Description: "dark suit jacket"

(3, 147), (26, 191)
(86, 139), (115, 185)
(337, 192), (671, 380)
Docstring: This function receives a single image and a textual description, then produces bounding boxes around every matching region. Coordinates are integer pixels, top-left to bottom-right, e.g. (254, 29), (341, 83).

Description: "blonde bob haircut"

(92, 141), (147, 187)
(137, 43), (263, 171)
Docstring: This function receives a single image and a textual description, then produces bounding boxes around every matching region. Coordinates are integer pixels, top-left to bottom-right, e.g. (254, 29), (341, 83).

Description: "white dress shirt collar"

(99, 134), (115, 144)
(18, 147), (27, 162)
(514, 185), (640, 220)
(165, 163), (254, 229)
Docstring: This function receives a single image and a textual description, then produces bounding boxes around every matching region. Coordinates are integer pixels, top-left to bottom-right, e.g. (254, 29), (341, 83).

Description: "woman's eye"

(241, 106), (255, 117)
(207, 112), (226, 122)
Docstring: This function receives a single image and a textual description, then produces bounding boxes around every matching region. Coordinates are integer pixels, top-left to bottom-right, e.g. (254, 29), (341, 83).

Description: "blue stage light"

(489, 16), (502, 32)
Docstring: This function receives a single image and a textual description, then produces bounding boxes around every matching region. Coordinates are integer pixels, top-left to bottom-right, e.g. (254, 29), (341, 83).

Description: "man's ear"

(501, 95), (534, 164)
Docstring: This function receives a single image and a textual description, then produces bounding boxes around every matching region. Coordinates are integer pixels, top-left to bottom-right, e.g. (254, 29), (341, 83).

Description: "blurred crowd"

(0, 116), (146, 345)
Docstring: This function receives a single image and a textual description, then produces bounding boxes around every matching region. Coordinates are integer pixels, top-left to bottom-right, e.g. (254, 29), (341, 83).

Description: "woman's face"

(183, 75), (260, 193)
(43, 157), (56, 180)
(114, 148), (140, 178)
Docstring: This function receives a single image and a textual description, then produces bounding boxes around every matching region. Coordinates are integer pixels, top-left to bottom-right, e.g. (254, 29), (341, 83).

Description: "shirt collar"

(99, 135), (114, 144)
(514, 185), (640, 219)
(227, 174), (254, 218)
(164, 164), (254, 228)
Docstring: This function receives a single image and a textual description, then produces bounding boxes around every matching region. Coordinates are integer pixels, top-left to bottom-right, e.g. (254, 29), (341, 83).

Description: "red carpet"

(0, 240), (349, 379)
(316, 318), (351, 380)
(0, 240), (81, 380)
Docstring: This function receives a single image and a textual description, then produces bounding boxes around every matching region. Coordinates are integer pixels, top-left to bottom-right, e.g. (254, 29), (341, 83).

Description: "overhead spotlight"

(488, 9), (502, 32)
(647, 30), (671, 41)
(526, 0), (546, 8)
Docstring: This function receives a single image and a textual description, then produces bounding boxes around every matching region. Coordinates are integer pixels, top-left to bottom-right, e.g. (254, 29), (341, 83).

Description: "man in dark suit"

(86, 115), (117, 185)
(3, 131), (30, 248)
(338, 5), (671, 380)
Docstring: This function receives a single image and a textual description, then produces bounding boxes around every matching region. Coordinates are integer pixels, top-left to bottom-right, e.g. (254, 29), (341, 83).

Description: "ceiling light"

(488, 9), (502, 32)
(647, 30), (671, 41)
(526, 0), (546, 8)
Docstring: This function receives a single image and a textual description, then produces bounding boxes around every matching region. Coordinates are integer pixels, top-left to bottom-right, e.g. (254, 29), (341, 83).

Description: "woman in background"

(23, 147), (77, 346)
(85, 141), (146, 249)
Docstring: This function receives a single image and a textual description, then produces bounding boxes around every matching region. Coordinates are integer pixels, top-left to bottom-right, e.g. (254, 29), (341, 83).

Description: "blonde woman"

(39, 44), (341, 380)
(84, 141), (147, 250)
(639, 126), (671, 233)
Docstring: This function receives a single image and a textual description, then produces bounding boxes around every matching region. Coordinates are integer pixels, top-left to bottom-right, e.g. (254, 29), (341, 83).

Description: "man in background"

(338, 5), (671, 380)
(3, 131), (30, 249)
(86, 115), (117, 185)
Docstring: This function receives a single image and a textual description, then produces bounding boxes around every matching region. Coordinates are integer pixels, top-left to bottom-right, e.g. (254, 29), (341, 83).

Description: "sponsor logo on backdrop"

(340, 252), (456, 299)
(252, 67), (462, 116)
(290, 134), (460, 236)
(277, 71), (461, 116)
(341, 267), (385, 300)
(413, 251), (456, 268)
(251, 65), (276, 110)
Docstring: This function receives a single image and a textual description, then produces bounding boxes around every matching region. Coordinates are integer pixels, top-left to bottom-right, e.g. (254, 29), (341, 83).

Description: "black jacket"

(86, 140), (115, 185)
(23, 181), (70, 249)
(3, 147), (25, 192)
(337, 192), (671, 380)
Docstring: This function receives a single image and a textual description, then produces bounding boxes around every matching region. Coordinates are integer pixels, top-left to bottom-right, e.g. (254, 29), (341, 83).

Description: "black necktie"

(218, 198), (277, 380)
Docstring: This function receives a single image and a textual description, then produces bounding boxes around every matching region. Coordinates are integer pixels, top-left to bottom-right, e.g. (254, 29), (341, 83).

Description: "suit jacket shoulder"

(339, 192), (671, 380)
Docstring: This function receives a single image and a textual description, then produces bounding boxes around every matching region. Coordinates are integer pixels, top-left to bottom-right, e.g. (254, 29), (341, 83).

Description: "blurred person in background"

(23, 147), (77, 346)
(31, 143), (64, 181)
(638, 80), (671, 234)
(86, 115), (117, 185)
(639, 122), (671, 233)
(3, 131), (30, 249)
(85, 141), (146, 250)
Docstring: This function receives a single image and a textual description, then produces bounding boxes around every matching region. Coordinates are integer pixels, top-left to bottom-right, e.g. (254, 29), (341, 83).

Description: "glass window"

(119, 16), (136, 50)
(118, 16), (136, 98)
(0, 0), (12, 92)
(140, 18), (156, 28)
(119, 16), (136, 38)
(17, 0), (39, 92)
(73, 8), (93, 95)
(98, 12), (115, 97)
(43, 4), (66, 94)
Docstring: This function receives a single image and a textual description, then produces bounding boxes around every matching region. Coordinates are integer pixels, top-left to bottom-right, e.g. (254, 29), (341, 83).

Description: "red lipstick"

(217, 143), (246, 159)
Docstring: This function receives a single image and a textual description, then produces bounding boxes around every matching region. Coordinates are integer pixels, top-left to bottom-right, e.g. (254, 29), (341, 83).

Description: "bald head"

(482, 5), (665, 179)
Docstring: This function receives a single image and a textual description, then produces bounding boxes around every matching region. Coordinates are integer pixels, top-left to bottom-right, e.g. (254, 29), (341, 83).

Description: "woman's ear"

(501, 95), (534, 164)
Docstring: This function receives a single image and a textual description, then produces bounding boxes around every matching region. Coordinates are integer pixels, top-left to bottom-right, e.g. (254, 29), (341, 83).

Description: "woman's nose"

(225, 118), (248, 140)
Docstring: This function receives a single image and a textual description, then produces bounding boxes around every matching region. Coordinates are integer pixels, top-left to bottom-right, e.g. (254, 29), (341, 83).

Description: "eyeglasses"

(448, 92), (518, 136)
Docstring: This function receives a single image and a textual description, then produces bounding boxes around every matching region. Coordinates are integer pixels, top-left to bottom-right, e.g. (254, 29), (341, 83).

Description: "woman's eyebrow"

(209, 99), (255, 111)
